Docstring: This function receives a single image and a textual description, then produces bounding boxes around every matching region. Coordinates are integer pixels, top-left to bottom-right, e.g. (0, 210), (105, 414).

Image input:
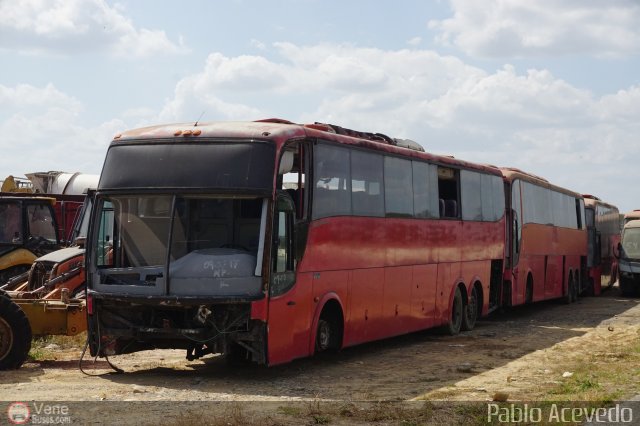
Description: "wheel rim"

(0, 316), (13, 362)
(317, 321), (330, 351)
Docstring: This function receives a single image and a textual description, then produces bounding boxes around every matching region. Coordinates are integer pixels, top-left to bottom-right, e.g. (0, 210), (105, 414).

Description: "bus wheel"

(446, 287), (463, 335)
(315, 302), (343, 353)
(315, 319), (335, 352)
(525, 276), (533, 304)
(0, 294), (32, 370)
(564, 275), (574, 304)
(572, 275), (580, 302)
(461, 286), (478, 331)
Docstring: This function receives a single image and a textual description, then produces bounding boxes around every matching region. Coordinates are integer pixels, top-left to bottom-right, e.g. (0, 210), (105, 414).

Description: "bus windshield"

(92, 194), (266, 297)
(622, 227), (640, 260)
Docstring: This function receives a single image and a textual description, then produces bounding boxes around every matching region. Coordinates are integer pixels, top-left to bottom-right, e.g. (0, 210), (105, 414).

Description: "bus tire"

(446, 287), (463, 336)
(315, 302), (343, 353)
(564, 274), (574, 304)
(0, 293), (32, 370)
(525, 276), (533, 304)
(461, 285), (478, 331)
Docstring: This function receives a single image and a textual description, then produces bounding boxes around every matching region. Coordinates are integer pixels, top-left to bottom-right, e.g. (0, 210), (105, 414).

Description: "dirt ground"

(1, 286), (640, 424)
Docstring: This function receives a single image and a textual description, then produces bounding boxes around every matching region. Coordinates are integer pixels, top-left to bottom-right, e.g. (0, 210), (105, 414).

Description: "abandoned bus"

(86, 120), (505, 366)
(583, 195), (621, 295)
(618, 220), (640, 297)
(501, 168), (587, 306)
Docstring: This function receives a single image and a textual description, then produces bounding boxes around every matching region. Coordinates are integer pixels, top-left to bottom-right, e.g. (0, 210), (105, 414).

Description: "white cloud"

(0, 83), (120, 176)
(156, 43), (640, 210)
(0, 83), (83, 112)
(429, 0), (640, 58)
(3, 42), (635, 210)
(0, 0), (184, 57)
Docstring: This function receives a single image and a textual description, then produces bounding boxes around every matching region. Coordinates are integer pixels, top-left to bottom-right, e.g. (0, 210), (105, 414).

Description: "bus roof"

(110, 119), (503, 177)
(624, 210), (640, 220)
(582, 195), (619, 211)
(623, 219), (640, 229)
(499, 167), (582, 198)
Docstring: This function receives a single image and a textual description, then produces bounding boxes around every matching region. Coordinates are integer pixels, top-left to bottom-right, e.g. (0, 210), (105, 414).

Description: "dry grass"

(28, 332), (87, 361)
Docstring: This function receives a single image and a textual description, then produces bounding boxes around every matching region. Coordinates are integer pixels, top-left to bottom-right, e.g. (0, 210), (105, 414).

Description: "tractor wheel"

(0, 293), (32, 370)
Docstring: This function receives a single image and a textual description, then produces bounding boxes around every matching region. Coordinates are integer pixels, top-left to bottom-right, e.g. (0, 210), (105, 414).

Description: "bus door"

(266, 191), (312, 365)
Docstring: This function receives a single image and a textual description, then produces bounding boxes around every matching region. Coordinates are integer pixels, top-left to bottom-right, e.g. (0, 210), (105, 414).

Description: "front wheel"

(446, 287), (463, 335)
(0, 294), (32, 370)
(315, 319), (335, 352)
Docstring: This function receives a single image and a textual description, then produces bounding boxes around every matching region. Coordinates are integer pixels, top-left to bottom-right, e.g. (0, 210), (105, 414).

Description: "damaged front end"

(94, 297), (266, 364)
(87, 194), (270, 363)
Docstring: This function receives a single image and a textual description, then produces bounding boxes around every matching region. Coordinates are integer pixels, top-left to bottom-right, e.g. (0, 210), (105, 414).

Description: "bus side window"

(280, 143), (308, 221)
(437, 167), (459, 218)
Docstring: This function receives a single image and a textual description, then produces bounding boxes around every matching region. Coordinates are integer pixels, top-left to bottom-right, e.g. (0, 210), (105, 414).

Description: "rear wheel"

(0, 293), (32, 370)
(571, 274), (580, 302)
(461, 286), (478, 331)
(446, 287), (463, 335)
(564, 275), (574, 304)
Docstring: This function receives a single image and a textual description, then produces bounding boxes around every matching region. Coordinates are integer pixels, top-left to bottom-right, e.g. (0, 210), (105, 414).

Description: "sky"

(1, 0), (639, 212)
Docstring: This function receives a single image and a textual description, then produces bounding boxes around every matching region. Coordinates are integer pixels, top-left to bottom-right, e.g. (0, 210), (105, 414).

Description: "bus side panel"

(299, 218), (386, 272)
(545, 255), (563, 299)
(384, 218), (438, 265)
(589, 265), (603, 295)
(436, 221), (462, 264)
(410, 264), (437, 331)
(346, 268), (383, 346)
(382, 266), (413, 337)
(267, 272), (314, 365)
(435, 262), (461, 326)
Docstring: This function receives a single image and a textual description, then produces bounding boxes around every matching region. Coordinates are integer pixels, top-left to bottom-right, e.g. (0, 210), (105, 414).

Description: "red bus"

(86, 119), (506, 365)
(583, 195), (621, 295)
(501, 168), (587, 306)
